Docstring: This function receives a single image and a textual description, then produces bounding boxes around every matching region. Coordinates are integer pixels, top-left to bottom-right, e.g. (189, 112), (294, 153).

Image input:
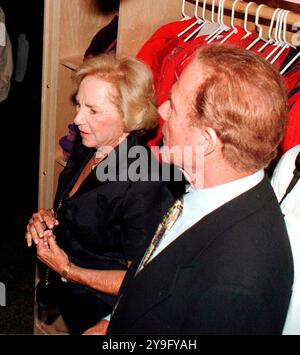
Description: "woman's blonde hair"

(74, 53), (158, 133)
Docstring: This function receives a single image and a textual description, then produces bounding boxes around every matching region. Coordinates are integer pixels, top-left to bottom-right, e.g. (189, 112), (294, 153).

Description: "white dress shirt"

(271, 145), (300, 335)
(151, 169), (265, 261)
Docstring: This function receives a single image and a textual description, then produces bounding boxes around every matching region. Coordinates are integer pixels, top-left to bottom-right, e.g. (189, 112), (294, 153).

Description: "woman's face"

(74, 75), (125, 149)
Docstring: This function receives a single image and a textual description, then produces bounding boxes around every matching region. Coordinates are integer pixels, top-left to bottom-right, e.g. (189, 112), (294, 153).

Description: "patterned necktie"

(136, 197), (184, 274)
(111, 197), (184, 317)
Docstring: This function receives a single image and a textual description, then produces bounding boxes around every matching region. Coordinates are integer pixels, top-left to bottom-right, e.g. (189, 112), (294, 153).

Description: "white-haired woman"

(26, 54), (178, 334)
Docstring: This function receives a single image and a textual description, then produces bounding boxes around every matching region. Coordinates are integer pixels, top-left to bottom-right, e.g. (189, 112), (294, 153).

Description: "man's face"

(159, 60), (209, 169)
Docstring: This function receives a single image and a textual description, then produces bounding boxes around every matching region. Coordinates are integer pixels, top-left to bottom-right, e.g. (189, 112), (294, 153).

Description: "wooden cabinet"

(36, 0), (192, 334)
(38, 0), (190, 210)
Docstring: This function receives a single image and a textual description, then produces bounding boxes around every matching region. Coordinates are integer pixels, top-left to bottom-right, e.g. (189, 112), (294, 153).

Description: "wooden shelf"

(55, 152), (68, 167)
(60, 56), (84, 71)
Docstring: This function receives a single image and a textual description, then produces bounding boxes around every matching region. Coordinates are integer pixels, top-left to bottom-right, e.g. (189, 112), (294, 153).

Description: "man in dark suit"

(85, 44), (294, 335)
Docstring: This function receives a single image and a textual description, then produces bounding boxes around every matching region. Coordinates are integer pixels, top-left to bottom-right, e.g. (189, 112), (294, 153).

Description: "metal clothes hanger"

(210, 0), (216, 23)
(205, 0), (225, 42)
(257, 8), (282, 52)
(181, 0), (191, 21)
(270, 11), (296, 65)
(281, 51), (300, 75)
(221, 0), (241, 43)
(194, 0), (219, 38)
(246, 4), (267, 50)
(178, 0), (203, 37)
(206, 0), (230, 44)
(265, 10), (287, 60)
(241, 2), (256, 40)
(183, 0), (209, 42)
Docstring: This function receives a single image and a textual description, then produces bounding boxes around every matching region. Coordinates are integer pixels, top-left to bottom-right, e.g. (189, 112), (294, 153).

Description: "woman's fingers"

(31, 213), (47, 238)
(26, 221), (40, 246)
(25, 208), (59, 248)
(25, 231), (33, 247)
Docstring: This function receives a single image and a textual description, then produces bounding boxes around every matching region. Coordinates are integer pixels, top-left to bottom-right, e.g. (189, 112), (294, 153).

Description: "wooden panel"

(59, 0), (117, 58)
(61, 56), (84, 71)
(53, 64), (78, 196)
(38, 0), (61, 209)
(55, 65), (77, 149)
(53, 160), (65, 199)
(117, 0), (184, 56)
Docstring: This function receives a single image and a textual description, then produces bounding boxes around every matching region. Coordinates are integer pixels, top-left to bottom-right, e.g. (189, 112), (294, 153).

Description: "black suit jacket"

(50, 133), (178, 333)
(107, 177), (294, 335)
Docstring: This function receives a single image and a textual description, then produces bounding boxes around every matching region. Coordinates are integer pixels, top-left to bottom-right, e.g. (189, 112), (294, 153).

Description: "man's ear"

(202, 127), (219, 156)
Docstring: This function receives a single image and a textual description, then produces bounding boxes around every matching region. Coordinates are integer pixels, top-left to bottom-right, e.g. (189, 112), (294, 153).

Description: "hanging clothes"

(136, 11), (298, 151)
(281, 65), (300, 153)
(84, 15), (119, 59)
(14, 33), (29, 83)
(136, 17), (198, 147)
(0, 6), (13, 102)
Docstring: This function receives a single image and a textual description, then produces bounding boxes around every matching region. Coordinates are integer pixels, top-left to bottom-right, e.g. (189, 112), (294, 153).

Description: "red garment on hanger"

(137, 18), (296, 150)
(282, 93), (300, 154)
(159, 26), (249, 106)
(137, 17), (197, 91)
(137, 17), (200, 147)
(151, 26), (249, 146)
(239, 31), (289, 69)
(281, 67), (300, 153)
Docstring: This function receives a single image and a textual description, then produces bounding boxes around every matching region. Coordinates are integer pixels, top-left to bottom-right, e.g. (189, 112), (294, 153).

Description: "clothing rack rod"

(186, 0), (300, 25)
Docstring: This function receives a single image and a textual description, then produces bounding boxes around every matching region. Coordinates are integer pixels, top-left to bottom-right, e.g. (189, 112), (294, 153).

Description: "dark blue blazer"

(51, 133), (177, 333)
(108, 177), (294, 335)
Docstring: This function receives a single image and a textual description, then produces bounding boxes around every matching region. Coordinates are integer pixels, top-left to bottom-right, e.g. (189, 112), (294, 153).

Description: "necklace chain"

(91, 152), (107, 170)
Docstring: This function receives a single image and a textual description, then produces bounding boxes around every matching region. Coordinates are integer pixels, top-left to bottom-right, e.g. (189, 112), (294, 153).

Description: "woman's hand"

(82, 319), (110, 335)
(36, 231), (68, 275)
(25, 208), (59, 247)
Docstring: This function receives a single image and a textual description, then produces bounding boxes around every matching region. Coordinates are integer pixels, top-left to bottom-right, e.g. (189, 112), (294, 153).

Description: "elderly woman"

(26, 54), (176, 334)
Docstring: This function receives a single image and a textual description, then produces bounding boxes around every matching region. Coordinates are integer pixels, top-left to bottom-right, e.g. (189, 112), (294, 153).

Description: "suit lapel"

(110, 176), (275, 331)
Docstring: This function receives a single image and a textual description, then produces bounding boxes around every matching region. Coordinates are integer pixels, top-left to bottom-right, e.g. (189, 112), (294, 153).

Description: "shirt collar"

(183, 170), (265, 221)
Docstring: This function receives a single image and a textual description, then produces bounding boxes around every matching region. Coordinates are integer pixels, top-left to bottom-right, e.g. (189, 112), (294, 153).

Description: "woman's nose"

(74, 108), (85, 125)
